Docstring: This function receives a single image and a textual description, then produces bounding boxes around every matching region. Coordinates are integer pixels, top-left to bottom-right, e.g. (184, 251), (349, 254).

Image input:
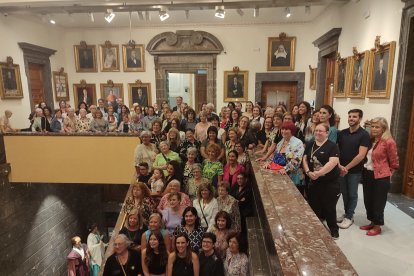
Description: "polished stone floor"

(335, 185), (414, 276)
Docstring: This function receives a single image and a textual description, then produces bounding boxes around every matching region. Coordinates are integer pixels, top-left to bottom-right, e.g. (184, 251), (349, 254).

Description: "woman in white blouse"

(193, 183), (218, 229)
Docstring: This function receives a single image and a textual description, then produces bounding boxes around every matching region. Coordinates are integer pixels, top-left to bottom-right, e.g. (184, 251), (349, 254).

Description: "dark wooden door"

(403, 96), (414, 198)
(28, 63), (45, 107)
(261, 81), (297, 111)
(324, 56), (336, 106)
(195, 74), (207, 112)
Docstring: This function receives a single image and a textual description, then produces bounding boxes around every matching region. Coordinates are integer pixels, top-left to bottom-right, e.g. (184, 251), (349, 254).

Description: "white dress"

(87, 233), (105, 267)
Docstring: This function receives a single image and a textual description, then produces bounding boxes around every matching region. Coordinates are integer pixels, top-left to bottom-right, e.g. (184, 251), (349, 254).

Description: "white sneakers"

(337, 214), (346, 223)
(338, 218), (354, 229)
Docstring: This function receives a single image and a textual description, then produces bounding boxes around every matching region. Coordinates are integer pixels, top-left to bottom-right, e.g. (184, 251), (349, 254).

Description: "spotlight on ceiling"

(215, 6), (225, 19)
(89, 12), (94, 22)
(159, 6), (169, 21)
(49, 18), (56, 24)
(185, 10), (190, 19)
(253, 7), (259, 18)
(105, 9), (115, 23)
(137, 11), (144, 21)
(145, 11), (150, 21)
(236, 8), (244, 16)
(285, 7), (291, 18)
(305, 5), (311, 14)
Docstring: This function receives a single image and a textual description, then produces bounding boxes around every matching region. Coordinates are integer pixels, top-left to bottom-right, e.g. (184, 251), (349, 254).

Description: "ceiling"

(0, 0), (350, 28)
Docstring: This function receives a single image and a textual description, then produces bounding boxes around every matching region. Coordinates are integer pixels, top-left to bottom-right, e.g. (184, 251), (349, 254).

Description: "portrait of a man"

(352, 59), (364, 92)
(75, 86), (94, 106)
(2, 68), (17, 91)
(373, 53), (388, 91)
(132, 87), (148, 107)
(127, 49), (141, 68)
(338, 63), (346, 93)
(102, 85), (123, 107)
(271, 43), (290, 67)
(227, 75), (244, 98)
(79, 48), (94, 69)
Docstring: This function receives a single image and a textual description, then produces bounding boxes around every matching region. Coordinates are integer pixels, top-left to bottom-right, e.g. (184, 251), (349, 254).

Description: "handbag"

(198, 200), (209, 229)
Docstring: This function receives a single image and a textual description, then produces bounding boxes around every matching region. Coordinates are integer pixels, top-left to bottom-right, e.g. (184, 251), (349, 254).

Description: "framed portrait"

(99, 43), (120, 72)
(345, 51), (369, 98)
(73, 83), (97, 108)
(123, 44), (145, 72)
(100, 82), (124, 107)
(224, 71), (249, 102)
(366, 41), (396, 98)
(52, 71), (69, 101)
(74, 44), (97, 72)
(128, 82), (151, 107)
(267, 36), (296, 71)
(309, 66), (317, 90)
(0, 63), (23, 99)
(333, 57), (350, 98)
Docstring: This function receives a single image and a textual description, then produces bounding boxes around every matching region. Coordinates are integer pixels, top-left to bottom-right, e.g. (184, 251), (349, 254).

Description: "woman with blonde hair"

(167, 127), (182, 153)
(195, 111), (211, 142)
(360, 117), (399, 236)
(193, 183), (218, 229)
(124, 182), (157, 225)
(119, 208), (147, 252)
(141, 213), (172, 253)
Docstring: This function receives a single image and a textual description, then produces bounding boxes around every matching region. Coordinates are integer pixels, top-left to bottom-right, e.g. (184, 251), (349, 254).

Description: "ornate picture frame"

(123, 44), (145, 72)
(100, 80), (124, 107)
(52, 68), (70, 101)
(74, 41), (97, 72)
(99, 41), (120, 72)
(0, 57), (23, 99)
(224, 70), (249, 102)
(267, 33), (296, 71)
(366, 41), (396, 98)
(309, 65), (317, 90)
(73, 80), (97, 108)
(333, 56), (349, 98)
(128, 81), (152, 107)
(346, 50), (369, 98)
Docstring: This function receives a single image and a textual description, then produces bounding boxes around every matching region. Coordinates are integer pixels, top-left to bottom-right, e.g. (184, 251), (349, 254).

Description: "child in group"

(148, 168), (165, 197)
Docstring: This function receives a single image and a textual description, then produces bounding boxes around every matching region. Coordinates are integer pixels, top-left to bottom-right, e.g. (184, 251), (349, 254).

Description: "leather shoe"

(367, 228), (382, 236)
(359, 224), (374, 231)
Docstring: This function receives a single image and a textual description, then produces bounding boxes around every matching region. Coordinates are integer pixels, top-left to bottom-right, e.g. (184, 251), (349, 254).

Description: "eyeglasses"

(314, 129), (327, 133)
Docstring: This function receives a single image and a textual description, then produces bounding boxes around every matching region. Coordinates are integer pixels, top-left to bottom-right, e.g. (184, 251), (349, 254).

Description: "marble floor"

(335, 185), (414, 276)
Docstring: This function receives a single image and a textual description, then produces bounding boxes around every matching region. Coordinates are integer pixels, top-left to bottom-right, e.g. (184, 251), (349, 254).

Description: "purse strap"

(116, 255), (128, 276)
(198, 200), (209, 228)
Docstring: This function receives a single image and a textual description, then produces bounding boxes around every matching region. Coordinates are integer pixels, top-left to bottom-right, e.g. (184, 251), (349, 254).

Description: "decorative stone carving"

(191, 32), (203, 45)
(166, 32), (178, 46)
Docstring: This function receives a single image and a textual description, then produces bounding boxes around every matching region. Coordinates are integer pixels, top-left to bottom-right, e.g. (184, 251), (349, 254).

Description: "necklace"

(310, 140), (327, 160)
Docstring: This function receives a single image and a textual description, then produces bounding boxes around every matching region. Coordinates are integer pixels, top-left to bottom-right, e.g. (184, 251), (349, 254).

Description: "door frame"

(18, 43), (56, 110)
(255, 72), (305, 106)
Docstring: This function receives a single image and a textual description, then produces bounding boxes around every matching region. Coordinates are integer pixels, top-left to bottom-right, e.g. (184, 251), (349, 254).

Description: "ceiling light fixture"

(159, 6), (169, 21)
(215, 6), (225, 19)
(236, 8), (244, 16)
(89, 12), (94, 22)
(48, 14), (56, 24)
(305, 5), (311, 14)
(145, 11), (150, 21)
(185, 10), (190, 19)
(104, 9), (115, 23)
(253, 7), (259, 18)
(137, 11), (144, 21)
(285, 7), (291, 18)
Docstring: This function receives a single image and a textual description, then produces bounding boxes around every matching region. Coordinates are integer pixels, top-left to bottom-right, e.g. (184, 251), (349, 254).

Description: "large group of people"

(6, 96), (397, 275)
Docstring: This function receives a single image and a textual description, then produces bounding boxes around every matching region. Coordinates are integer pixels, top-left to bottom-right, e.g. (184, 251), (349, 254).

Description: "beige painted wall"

(4, 135), (138, 184)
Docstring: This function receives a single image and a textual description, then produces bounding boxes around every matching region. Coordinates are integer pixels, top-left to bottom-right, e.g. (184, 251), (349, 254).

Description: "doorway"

(28, 63), (45, 107)
(261, 82), (297, 110)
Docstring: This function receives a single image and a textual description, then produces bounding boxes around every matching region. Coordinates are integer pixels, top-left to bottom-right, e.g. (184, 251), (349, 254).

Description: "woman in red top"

(223, 150), (245, 187)
(361, 117), (399, 236)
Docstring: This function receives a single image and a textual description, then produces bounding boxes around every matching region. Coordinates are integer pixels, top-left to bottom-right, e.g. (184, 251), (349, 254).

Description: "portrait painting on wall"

(123, 44), (145, 72)
(52, 71), (69, 101)
(99, 44), (120, 72)
(309, 66), (317, 90)
(333, 57), (350, 98)
(267, 36), (296, 71)
(0, 63), (23, 99)
(73, 83), (97, 107)
(100, 83), (124, 108)
(367, 41), (396, 98)
(128, 82), (151, 107)
(346, 51), (369, 98)
(74, 44), (97, 72)
(223, 71), (249, 102)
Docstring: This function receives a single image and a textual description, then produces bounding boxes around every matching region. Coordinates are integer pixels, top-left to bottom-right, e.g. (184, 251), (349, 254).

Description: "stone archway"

(146, 30), (223, 106)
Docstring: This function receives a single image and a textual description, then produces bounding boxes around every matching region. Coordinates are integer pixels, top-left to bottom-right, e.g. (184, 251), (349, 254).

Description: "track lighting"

(137, 11), (144, 21)
(285, 7), (291, 18)
(89, 12), (94, 22)
(215, 6), (225, 19)
(236, 8), (244, 16)
(104, 9), (115, 23)
(48, 14), (56, 24)
(159, 6), (169, 21)
(185, 10), (190, 19)
(253, 7), (259, 18)
(305, 5), (311, 14)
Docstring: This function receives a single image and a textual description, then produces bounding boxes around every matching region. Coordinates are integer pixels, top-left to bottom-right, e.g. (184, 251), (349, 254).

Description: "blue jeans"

(339, 172), (361, 219)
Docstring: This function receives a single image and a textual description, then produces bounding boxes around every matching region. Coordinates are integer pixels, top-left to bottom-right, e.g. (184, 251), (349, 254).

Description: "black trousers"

(362, 169), (390, 226)
(308, 178), (340, 232)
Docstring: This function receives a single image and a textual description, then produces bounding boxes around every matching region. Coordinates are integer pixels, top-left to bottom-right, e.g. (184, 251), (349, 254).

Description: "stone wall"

(0, 181), (104, 276)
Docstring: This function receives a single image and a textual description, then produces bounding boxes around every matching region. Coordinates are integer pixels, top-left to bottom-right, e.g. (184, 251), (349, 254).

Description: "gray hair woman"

(134, 130), (158, 173)
(153, 141), (181, 176)
(183, 147), (198, 188)
(186, 163), (209, 201)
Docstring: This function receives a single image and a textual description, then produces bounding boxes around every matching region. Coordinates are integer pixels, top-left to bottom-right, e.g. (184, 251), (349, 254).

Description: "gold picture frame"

(366, 41), (396, 98)
(52, 69), (70, 101)
(333, 57), (350, 98)
(74, 42), (97, 72)
(100, 81), (124, 107)
(224, 71), (249, 102)
(0, 59), (23, 99)
(128, 81), (152, 107)
(99, 41), (120, 72)
(267, 34), (296, 71)
(309, 65), (317, 90)
(123, 44), (145, 72)
(73, 81), (97, 108)
(346, 51), (369, 98)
